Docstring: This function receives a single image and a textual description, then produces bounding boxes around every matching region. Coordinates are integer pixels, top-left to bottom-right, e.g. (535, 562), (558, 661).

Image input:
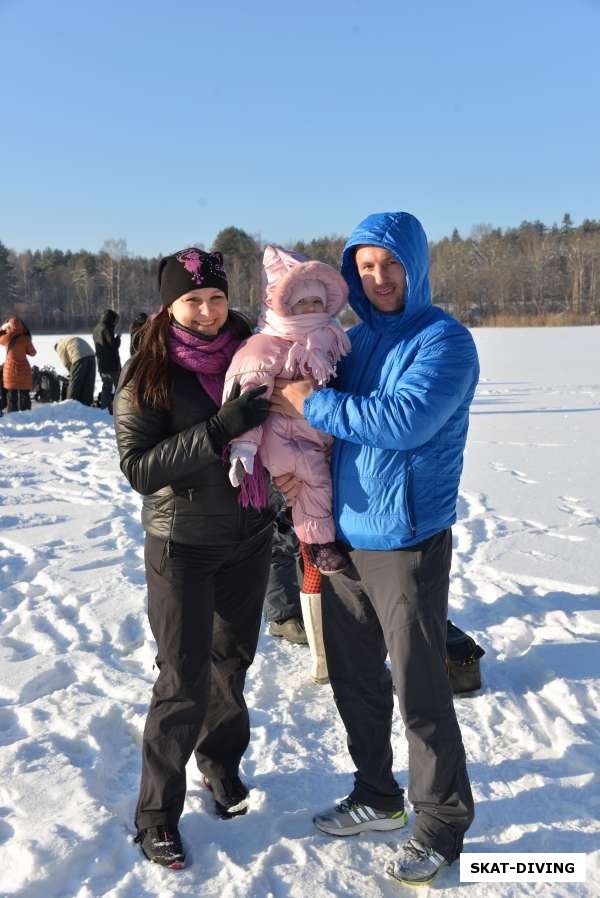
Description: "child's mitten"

(228, 441), (257, 487)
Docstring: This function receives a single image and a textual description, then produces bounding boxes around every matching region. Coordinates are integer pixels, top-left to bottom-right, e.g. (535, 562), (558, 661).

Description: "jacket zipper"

(404, 462), (417, 537)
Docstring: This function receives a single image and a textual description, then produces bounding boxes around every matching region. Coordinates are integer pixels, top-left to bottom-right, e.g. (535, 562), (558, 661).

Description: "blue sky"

(1, 0), (599, 257)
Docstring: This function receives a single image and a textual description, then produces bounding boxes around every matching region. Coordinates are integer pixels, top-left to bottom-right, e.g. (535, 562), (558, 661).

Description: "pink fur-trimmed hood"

(261, 245), (348, 316)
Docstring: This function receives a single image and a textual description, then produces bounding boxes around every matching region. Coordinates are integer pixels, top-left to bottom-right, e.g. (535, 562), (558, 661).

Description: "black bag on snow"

(34, 365), (62, 403)
(446, 620), (485, 694)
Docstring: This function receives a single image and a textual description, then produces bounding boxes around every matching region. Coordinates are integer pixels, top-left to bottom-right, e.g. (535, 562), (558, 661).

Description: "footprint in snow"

(491, 461), (537, 484)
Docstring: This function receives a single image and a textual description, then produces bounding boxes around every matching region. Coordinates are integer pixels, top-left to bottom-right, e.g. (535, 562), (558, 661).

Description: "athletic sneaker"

(203, 774), (250, 819)
(313, 797), (408, 836)
(385, 838), (448, 886)
(134, 825), (185, 869)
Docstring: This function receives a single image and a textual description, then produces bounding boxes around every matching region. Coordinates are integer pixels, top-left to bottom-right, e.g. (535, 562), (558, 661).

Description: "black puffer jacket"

(93, 309), (121, 374)
(114, 362), (276, 545)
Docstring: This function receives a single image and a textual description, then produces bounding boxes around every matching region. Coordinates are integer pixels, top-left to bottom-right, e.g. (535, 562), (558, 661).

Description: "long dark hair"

(121, 308), (251, 411)
(8, 318), (31, 351)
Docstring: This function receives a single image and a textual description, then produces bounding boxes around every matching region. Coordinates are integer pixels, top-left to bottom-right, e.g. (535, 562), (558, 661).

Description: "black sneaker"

(134, 825), (185, 869)
(309, 542), (350, 575)
(203, 774), (249, 819)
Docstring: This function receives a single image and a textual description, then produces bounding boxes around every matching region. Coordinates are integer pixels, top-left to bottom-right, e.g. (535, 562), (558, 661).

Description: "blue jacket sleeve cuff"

(304, 388), (338, 433)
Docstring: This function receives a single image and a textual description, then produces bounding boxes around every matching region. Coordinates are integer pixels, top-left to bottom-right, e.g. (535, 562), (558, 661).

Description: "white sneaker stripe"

(364, 806), (379, 819)
(349, 809), (363, 824)
(356, 807), (370, 821)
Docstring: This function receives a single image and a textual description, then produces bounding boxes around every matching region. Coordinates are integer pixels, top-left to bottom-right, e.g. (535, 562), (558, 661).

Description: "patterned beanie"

(158, 248), (228, 306)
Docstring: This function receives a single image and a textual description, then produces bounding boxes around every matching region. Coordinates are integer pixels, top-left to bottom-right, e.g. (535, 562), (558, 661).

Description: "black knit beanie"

(158, 248), (228, 307)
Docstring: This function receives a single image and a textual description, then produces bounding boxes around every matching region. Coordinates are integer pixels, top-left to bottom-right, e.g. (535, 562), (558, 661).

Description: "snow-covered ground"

(1, 327), (599, 897)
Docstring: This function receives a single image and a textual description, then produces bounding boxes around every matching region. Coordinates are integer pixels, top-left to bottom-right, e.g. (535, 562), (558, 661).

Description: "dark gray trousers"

(320, 529), (474, 862)
(6, 389), (31, 412)
(263, 520), (302, 623)
(136, 526), (272, 831)
(68, 355), (96, 406)
(98, 370), (119, 410)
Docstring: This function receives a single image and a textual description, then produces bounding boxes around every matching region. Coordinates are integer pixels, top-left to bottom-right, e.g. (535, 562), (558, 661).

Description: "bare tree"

(98, 238), (128, 314)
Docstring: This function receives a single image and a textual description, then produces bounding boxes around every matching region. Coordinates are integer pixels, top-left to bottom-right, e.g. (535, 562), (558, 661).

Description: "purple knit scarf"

(167, 323), (269, 510)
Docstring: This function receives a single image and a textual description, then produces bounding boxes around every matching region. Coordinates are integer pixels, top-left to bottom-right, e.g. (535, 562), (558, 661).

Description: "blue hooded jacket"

(304, 212), (479, 550)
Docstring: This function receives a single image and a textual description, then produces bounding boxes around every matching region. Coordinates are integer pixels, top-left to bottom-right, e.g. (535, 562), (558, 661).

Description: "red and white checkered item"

(300, 542), (321, 595)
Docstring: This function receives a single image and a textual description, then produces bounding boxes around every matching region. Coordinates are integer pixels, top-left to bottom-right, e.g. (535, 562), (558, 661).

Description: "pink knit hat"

(261, 245), (348, 317)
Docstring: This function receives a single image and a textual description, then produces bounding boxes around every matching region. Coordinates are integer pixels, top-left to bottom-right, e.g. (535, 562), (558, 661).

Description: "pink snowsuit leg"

(291, 444), (335, 545)
(260, 414), (336, 545)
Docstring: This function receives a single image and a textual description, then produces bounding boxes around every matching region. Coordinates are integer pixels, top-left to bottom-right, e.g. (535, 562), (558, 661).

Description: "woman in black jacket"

(114, 248), (273, 869)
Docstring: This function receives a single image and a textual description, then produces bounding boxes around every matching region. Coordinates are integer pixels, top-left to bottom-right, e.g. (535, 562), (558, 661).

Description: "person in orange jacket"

(0, 317), (37, 412)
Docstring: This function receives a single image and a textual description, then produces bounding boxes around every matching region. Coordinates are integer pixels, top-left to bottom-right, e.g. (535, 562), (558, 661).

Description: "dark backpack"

(446, 620), (485, 694)
(34, 366), (62, 403)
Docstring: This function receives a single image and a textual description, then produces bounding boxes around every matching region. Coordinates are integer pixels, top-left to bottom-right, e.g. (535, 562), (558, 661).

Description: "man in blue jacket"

(271, 211), (479, 886)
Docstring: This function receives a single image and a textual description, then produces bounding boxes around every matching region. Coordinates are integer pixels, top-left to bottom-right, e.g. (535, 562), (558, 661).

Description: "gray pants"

(98, 371), (119, 410)
(263, 518), (302, 623)
(320, 529), (474, 862)
(6, 389), (31, 412)
(68, 356), (96, 406)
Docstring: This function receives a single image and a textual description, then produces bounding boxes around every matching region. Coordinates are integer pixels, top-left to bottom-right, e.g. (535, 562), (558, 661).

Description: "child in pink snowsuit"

(223, 245), (351, 574)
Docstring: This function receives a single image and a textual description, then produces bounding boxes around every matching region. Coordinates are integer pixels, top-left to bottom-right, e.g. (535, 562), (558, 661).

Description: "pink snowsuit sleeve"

(223, 334), (288, 449)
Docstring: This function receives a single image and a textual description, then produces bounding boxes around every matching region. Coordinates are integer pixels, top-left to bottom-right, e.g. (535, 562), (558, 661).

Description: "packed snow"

(0, 327), (599, 897)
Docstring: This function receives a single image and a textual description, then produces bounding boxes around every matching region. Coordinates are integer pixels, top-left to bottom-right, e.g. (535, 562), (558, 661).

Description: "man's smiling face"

(354, 245), (406, 313)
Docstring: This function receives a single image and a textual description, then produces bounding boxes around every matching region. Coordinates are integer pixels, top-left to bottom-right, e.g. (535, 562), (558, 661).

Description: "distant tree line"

(1, 215), (599, 332)
(430, 214), (600, 325)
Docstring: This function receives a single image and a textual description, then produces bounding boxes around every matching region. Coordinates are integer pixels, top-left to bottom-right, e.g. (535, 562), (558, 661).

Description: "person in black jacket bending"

(114, 248), (273, 870)
(93, 308), (121, 411)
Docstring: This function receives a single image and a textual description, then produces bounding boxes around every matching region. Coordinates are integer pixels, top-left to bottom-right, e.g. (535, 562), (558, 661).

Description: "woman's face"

(170, 287), (229, 336)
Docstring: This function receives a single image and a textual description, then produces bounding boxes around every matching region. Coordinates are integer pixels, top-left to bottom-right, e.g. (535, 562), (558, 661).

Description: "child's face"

(291, 296), (324, 315)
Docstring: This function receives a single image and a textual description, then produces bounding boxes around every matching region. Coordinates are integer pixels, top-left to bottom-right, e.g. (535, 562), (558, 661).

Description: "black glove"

(206, 384), (270, 453)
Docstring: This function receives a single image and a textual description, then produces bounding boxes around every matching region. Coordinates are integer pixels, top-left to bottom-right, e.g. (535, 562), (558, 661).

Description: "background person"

(0, 316), (36, 412)
(264, 508), (330, 684)
(55, 336), (97, 406)
(113, 248), (273, 869)
(265, 509), (308, 644)
(93, 308), (121, 411)
(129, 311), (148, 354)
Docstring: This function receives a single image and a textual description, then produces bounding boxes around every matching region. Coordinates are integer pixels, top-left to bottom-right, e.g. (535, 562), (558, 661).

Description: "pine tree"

(0, 240), (19, 321)
(212, 226), (261, 317)
(561, 213), (573, 232)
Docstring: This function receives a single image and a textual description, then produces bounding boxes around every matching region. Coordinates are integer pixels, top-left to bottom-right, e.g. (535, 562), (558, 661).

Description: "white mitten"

(228, 441), (257, 487)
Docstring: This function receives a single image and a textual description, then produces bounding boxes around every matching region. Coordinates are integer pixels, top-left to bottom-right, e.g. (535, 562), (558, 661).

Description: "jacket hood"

(341, 212), (431, 331)
(100, 309), (119, 327)
(131, 312), (148, 329)
(262, 245), (348, 317)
